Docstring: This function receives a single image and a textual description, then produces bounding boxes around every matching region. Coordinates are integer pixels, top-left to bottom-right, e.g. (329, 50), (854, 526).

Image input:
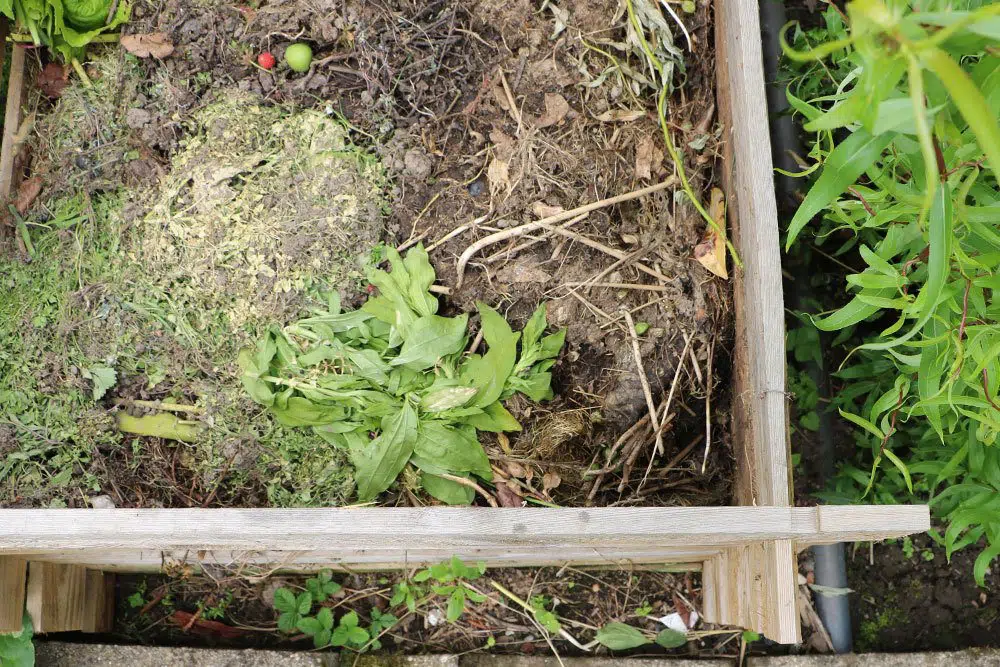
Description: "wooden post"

(81, 570), (115, 633)
(0, 557), (27, 633)
(25, 562), (86, 633)
(0, 43), (25, 206)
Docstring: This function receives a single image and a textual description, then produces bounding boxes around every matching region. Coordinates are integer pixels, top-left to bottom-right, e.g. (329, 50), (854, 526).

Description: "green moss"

(857, 598), (908, 650)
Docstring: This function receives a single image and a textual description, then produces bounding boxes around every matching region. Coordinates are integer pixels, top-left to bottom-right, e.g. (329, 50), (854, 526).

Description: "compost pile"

(0, 0), (732, 511)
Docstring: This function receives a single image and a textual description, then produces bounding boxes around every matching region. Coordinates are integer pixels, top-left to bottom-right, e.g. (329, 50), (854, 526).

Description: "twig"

(561, 281), (666, 292)
(659, 0), (693, 51)
(427, 212), (490, 253)
(537, 222), (672, 283)
(701, 336), (715, 474)
(566, 290), (613, 322)
(455, 179), (676, 287)
(624, 310), (663, 457)
(488, 581), (588, 654)
(436, 472), (498, 507)
(117, 399), (204, 415)
(484, 213), (589, 263)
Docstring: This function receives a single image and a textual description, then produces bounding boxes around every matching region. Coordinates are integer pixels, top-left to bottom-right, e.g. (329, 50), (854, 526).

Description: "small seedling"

(413, 556), (488, 622)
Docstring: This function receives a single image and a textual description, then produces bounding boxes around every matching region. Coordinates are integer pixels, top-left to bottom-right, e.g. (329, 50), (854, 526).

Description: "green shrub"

(782, 0), (1000, 585)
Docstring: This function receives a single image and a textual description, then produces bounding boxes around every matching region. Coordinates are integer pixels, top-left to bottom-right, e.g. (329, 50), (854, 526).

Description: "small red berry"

(257, 52), (276, 70)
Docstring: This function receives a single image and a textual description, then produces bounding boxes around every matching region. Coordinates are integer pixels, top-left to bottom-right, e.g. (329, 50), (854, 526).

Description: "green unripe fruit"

(284, 43), (313, 73)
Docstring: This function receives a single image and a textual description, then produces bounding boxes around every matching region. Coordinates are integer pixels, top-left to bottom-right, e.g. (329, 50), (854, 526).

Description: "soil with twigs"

(90, 566), (746, 660)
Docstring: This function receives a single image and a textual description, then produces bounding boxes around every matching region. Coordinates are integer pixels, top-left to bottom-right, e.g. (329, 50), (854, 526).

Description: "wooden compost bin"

(0, 0), (930, 645)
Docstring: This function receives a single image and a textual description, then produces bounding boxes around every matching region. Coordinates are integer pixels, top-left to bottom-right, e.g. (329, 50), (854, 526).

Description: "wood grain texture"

(0, 506), (928, 554)
(26, 547), (721, 572)
(715, 0), (790, 508)
(81, 571), (114, 633)
(25, 562), (86, 633)
(0, 45), (25, 205)
(0, 557), (27, 633)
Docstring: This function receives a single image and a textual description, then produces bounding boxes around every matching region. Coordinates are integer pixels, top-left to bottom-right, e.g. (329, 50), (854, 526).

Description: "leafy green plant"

(0, 615), (34, 667)
(528, 595), (562, 634)
(240, 245), (566, 504)
(782, 0), (1000, 584)
(272, 572), (382, 650)
(0, 0), (130, 66)
(594, 621), (685, 651)
(413, 556), (488, 623)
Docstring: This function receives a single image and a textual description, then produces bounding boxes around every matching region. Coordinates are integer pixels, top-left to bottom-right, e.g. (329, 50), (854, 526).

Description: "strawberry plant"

(782, 0), (1000, 584)
(240, 244), (566, 504)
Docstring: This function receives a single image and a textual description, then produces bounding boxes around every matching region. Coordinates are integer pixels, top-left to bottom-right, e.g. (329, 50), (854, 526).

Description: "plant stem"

(70, 58), (92, 87)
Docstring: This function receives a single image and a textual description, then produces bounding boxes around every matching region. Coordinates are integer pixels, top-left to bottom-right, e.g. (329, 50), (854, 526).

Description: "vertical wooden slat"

(714, 0), (791, 508)
(25, 562), (87, 633)
(0, 557), (27, 633)
(0, 43), (25, 206)
(81, 570), (115, 633)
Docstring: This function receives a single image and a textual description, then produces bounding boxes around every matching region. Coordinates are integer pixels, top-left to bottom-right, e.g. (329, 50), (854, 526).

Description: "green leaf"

(277, 612), (300, 633)
(813, 289), (894, 331)
(799, 411), (820, 431)
(84, 365), (117, 401)
(464, 303), (520, 407)
(522, 303), (548, 350)
(413, 421), (491, 478)
(786, 129), (894, 249)
(860, 182), (953, 350)
(924, 46), (1000, 182)
(402, 244), (439, 317)
(273, 588), (297, 613)
(883, 448), (913, 494)
(314, 628), (332, 648)
(317, 607), (334, 631)
(341, 611), (359, 628)
(421, 386), (478, 412)
(347, 626), (370, 645)
(421, 472), (475, 505)
(352, 404), (418, 501)
(742, 630), (761, 643)
(297, 616), (322, 635)
(595, 622), (651, 650)
(391, 314), (469, 371)
(655, 628), (687, 648)
(838, 408), (884, 439)
(463, 401), (522, 432)
(447, 588), (466, 622)
(973, 542), (1000, 588)
(296, 592), (313, 615)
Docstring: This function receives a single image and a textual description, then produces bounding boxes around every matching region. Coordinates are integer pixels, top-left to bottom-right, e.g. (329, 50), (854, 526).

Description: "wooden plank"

(0, 557), (27, 633)
(715, 0), (790, 507)
(25, 562), (86, 633)
(0, 506), (928, 554)
(0, 44), (25, 206)
(81, 571), (114, 633)
(26, 546), (721, 572)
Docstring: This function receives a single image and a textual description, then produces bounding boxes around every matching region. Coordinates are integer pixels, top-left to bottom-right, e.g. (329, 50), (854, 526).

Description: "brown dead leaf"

(505, 461), (526, 478)
(38, 63), (68, 99)
(487, 158), (510, 197)
(15, 176), (42, 215)
(121, 32), (175, 58)
(495, 481), (524, 507)
(168, 611), (246, 639)
(532, 202), (564, 219)
(673, 592), (692, 628)
(596, 109), (644, 123)
(635, 135), (655, 180)
(536, 93), (570, 128)
(542, 472), (561, 492)
(693, 188), (728, 279)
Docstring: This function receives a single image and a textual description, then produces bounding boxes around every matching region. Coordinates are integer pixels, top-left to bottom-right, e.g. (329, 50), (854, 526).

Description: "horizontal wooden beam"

(0, 506), (928, 554)
(25, 547), (721, 572)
